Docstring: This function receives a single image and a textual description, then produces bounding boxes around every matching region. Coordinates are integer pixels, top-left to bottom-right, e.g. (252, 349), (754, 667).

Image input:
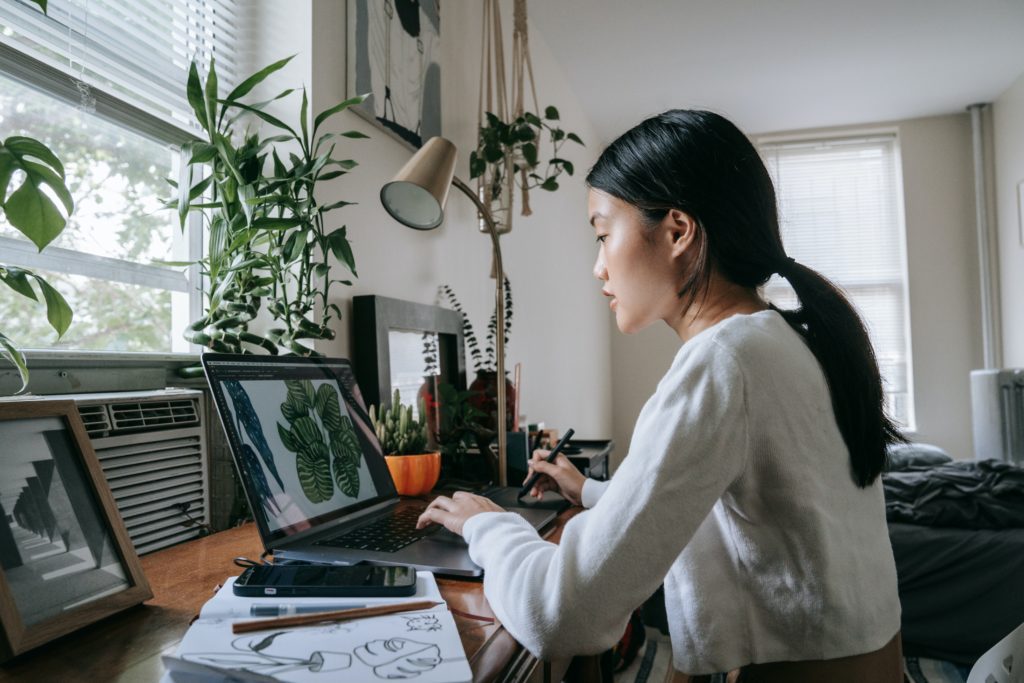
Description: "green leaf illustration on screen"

(277, 379), (362, 502)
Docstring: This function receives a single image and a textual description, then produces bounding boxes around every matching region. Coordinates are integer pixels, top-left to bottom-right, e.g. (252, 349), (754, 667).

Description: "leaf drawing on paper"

(224, 380), (285, 489)
(404, 614), (442, 632)
(354, 638), (442, 679)
(184, 631), (352, 676)
(277, 380), (362, 502)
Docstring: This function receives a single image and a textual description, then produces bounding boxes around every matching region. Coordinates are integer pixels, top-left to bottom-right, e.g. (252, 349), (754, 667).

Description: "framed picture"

(346, 0), (442, 149)
(0, 400), (152, 661)
(352, 294), (466, 424)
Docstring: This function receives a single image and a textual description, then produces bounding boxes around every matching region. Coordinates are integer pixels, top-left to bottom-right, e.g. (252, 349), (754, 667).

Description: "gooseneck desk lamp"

(380, 136), (509, 488)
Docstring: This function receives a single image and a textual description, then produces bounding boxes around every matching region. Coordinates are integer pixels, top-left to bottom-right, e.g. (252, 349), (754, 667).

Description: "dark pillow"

(886, 442), (953, 471)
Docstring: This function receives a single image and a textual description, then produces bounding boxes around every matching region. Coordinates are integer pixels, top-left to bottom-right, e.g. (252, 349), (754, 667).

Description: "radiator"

(970, 368), (1024, 464)
(72, 388), (209, 555)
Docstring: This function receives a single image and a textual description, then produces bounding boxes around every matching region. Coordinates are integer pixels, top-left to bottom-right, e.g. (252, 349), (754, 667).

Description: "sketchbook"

(160, 571), (471, 683)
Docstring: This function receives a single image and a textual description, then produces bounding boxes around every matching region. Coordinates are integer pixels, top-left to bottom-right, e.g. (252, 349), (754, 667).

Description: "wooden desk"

(0, 510), (581, 683)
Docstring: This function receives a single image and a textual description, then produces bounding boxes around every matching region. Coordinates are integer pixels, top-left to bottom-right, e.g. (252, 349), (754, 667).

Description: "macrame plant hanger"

(478, 0), (540, 235)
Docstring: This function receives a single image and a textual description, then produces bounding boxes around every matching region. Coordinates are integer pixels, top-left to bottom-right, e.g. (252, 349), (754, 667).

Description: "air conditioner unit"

(70, 388), (209, 555)
(970, 369), (1024, 464)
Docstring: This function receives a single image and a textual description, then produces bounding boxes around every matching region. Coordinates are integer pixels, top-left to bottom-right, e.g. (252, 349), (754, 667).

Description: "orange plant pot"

(384, 452), (441, 496)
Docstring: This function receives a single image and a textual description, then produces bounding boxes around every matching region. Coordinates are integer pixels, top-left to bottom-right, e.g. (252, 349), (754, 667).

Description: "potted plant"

(438, 279), (515, 439)
(370, 389), (440, 496)
(469, 107), (584, 234)
(166, 57), (366, 362)
(1, 134), (74, 392)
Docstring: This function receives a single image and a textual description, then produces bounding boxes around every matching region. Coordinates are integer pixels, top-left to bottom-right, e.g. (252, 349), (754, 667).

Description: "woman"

(416, 110), (904, 681)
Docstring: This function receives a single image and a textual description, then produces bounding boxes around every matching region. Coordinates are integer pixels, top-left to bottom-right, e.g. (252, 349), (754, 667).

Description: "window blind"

(0, 0), (242, 136)
(758, 134), (915, 428)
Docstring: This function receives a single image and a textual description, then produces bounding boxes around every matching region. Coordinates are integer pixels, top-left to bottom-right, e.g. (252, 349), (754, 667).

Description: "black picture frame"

(352, 295), (466, 412)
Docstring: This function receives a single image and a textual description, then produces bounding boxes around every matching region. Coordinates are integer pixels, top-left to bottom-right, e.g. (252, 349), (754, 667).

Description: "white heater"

(971, 368), (1024, 464)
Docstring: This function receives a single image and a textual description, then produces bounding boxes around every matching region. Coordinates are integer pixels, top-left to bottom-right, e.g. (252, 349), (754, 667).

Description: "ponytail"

(587, 109), (904, 488)
(774, 258), (905, 486)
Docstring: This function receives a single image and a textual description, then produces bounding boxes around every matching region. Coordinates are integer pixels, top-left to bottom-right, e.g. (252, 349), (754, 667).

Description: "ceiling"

(528, 0), (1024, 141)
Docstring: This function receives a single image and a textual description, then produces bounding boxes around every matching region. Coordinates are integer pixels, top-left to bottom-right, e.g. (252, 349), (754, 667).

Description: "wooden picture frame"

(0, 400), (152, 662)
(352, 295), (467, 413)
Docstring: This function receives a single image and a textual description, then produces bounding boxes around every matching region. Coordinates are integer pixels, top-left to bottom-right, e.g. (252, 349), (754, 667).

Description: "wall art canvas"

(348, 0), (441, 149)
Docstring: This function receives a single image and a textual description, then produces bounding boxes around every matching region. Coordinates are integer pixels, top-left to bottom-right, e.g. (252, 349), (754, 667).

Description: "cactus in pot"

(370, 389), (430, 455)
(370, 389), (439, 496)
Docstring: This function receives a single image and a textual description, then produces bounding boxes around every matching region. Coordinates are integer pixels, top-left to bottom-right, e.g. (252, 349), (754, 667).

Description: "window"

(758, 134), (914, 429)
(0, 0), (242, 353)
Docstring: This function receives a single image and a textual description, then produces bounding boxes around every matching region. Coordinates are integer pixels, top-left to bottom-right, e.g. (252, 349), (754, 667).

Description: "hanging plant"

(472, 0), (585, 233)
(469, 108), (583, 214)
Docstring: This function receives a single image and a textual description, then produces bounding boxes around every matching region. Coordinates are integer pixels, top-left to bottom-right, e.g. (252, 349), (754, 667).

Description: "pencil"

(232, 600), (442, 634)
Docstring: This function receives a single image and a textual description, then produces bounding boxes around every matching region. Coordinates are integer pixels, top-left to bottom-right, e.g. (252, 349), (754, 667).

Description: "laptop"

(201, 353), (556, 577)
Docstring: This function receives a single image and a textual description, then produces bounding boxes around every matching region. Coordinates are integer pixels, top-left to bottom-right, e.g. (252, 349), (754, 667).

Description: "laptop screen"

(202, 354), (397, 545)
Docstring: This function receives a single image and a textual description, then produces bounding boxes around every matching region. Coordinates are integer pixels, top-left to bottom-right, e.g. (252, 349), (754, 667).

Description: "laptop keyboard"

(313, 507), (430, 553)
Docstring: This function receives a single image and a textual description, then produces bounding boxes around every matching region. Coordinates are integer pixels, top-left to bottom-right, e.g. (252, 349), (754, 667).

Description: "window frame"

(755, 127), (917, 431)
(1, 40), (206, 361)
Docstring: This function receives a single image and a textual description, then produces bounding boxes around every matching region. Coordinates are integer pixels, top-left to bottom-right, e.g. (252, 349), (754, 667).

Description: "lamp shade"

(380, 136), (458, 230)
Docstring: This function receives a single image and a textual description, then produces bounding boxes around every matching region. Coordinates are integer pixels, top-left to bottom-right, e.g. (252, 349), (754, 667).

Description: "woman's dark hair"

(586, 109), (903, 487)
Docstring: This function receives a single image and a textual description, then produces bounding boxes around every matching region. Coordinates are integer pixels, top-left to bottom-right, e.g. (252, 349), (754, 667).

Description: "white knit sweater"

(462, 310), (901, 674)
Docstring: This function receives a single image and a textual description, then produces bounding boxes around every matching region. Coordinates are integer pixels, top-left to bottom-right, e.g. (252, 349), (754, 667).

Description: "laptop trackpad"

(422, 506), (556, 544)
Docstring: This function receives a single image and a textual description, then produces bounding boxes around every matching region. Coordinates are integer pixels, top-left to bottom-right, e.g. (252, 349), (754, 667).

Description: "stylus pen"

(517, 427), (575, 499)
(250, 604), (368, 617)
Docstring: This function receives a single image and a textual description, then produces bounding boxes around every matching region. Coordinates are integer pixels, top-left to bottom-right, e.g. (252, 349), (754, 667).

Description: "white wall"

(247, 1), (612, 440)
(993, 72), (1024, 368)
(608, 113), (984, 463)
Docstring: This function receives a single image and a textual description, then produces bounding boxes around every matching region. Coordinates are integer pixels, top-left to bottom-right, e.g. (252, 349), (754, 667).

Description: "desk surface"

(0, 509), (580, 683)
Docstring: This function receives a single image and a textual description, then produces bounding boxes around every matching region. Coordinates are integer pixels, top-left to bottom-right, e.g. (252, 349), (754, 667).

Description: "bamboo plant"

(167, 56), (367, 359)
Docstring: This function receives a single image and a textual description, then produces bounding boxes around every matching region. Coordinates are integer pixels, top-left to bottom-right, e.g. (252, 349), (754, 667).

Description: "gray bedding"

(890, 522), (1024, 664)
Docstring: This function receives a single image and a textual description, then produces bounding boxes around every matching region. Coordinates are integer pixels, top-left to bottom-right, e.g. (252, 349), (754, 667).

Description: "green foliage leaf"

(296, 440), (332, 503)
(313, 94), (367, 134)
(327, 227), (357, 276)
(204, 58), (219, 135)
(27, 0), (47, 12)
(0, 331), (29, 394)
(289, 415), (322, 449)
(225, 54), (295, 103)
(544, 105), (560, 121)
(281, 399), (306, 422)
(315, 383), (343, 431)
(229, 101), (298, 138)
(0, 267), (38, 301)
(277, 421), (297, 451)
(299, 87), (309, 147)
(4, 136), (65, 177)
(3, 176), (66, 250)
(330, 416), (361, 497)
(186, 62), (208, 132)
(34, 274), (72, 337)
(252, 217), (304, 231)
(483, 145), (504, 163)
(567, 132), (584, 145)
(521, 142), (538, 167)
(189, 144), (218, 164)
(541, 177), (559, 191)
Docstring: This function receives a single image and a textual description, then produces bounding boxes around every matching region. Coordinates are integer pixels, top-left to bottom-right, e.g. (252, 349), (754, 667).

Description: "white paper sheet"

(161, 572), (471, 683)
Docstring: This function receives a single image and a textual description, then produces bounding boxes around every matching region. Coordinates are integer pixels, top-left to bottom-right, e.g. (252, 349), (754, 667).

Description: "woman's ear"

(662, 209), (698, 259)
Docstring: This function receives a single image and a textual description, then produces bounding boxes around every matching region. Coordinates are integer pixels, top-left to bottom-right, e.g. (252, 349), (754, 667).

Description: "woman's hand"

(415, 491), (505, 537)
(524, 449), (587, 506)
